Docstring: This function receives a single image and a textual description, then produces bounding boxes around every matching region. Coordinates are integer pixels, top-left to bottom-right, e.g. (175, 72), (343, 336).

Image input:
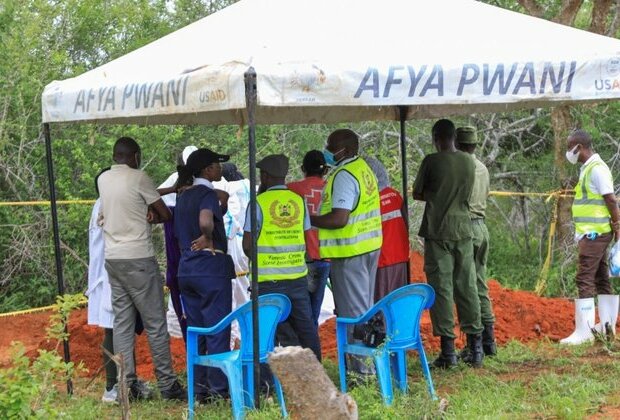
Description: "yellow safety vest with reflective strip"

(257, 189), (308, 282)
(319, 157), (383, 258)
(572, 161), (612, 236)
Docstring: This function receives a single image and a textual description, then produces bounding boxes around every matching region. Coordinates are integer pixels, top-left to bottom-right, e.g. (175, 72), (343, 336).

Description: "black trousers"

(258, 275), (321, 361)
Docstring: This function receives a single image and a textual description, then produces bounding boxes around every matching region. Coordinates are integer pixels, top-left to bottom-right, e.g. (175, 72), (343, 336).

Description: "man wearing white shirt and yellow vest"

(311, 129), (383, 376)
(561, 130), (620, 345)
(243, 154), (321, 360)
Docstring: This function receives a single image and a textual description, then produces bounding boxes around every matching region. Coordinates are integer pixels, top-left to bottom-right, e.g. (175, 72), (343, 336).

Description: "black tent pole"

(43, 123), (73, 395)
(244, 67), (261, 408)
(398, 106), (411, 280)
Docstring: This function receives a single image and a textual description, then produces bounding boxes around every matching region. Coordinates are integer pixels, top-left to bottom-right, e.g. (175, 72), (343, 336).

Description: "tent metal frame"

(42, 67), (412, 406)
(244, 67), (262, 405)
(43, 122), (73, 395)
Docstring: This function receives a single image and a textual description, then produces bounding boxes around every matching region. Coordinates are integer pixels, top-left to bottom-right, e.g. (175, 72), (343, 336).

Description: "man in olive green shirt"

(456, 126), (497, 358)
(413, 119), (484, 368)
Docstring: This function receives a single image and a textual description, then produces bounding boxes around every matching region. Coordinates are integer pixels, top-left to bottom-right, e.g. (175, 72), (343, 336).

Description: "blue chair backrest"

(379, 284), (435, 349)
(236, 294), (291, 362)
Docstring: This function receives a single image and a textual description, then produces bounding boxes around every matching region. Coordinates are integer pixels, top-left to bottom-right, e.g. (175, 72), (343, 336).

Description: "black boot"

(482, 323), (497, 356)
(432, 336), (458, 369)
(462, 334), (484, 368)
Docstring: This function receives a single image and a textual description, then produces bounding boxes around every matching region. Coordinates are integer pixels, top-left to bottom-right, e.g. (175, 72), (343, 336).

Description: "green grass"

(41, 340), (620, 419)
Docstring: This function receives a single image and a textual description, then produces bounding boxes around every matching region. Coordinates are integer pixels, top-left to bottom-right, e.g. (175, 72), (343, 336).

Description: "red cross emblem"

(306, 188), (323, 215)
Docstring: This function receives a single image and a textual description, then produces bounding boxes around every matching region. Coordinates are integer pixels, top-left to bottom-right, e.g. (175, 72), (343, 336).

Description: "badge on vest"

(362, 170), (376, 195)
(269, 199), (301, 228)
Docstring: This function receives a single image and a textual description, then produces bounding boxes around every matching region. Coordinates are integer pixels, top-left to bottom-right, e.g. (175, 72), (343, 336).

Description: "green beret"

(456, 126), (478, 145)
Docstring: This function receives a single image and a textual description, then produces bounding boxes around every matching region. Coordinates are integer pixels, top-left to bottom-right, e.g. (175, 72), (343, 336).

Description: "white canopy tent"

(41, 0), (620, 400)
(42, 0), (620, 125)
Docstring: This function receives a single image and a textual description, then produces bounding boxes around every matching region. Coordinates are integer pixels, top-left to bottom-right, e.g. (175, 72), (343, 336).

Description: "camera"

(352, 315), (386, 347)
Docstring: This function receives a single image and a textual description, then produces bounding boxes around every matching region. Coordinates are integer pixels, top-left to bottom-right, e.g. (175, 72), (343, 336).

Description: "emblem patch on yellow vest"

(322, 189), (329, 204)
(269, 199), (301, 228)
(362, 170), (376, 195)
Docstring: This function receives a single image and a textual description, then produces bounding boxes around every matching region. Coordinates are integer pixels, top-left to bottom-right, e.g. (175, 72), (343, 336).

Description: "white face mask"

(565, 145), (580, 165)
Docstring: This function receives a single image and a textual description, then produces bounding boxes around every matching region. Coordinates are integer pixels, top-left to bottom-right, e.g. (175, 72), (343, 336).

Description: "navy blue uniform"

(175, 183), (234, 398)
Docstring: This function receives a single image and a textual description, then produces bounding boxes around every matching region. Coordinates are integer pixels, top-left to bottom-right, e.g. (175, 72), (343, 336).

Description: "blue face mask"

(323, 148), (344, 166)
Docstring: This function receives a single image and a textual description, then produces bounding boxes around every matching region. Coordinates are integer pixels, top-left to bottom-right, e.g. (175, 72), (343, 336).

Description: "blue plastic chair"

(336, 284), (437, 405)
(186, 293), (291, 420)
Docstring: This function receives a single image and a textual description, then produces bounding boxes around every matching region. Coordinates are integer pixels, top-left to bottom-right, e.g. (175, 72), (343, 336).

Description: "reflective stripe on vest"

(258, 265), (308, 276)
(256, 244), (306, 253)
(318, 158), (383, 258)
(319, 229), (382, 248)
(572, 161), (612, 235)
(378, 187), (410, 267)
(257, 189), (308, 281)
(381, 209), (402, 222)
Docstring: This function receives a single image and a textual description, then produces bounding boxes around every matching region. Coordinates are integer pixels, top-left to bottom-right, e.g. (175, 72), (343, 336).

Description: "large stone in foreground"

(268, 346), (357, 420)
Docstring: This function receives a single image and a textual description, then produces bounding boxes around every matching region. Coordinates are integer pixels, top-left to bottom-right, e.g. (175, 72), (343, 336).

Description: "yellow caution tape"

(0, 200), (95, 207)
(0, 192), (579, 207)
(0, 189), (577, 313)
(0, 297), (87, 318)
(488, 189), (572, 296)
(0, 304), (57, 317)
(535, 195), (561, 296)
(489, 190), (574, 198)
(519, 189), (576, 296)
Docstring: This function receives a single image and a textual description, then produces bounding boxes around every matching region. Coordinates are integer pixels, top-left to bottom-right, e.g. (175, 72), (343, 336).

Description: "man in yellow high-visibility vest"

(311, 129), (383, 378)
(561, 130), (620, 345)
(242, 154), (321, 360)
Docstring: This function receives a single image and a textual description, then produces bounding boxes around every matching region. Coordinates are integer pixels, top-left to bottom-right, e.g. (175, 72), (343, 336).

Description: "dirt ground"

(0, 252), (597, 380)
(320, 251), (578, 359)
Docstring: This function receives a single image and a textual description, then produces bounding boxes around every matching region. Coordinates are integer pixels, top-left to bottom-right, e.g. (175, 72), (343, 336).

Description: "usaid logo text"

(595, 57), (620, 91)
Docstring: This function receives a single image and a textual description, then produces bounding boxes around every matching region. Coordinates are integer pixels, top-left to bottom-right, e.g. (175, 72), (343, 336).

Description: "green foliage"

(0, 0), (244, 311)
(0, 295), (85, 418)
(1, 0), (620, 311)
(46, 293), (86, 342)
(0, 343), (63, 419)
(43, 339), (620, 418)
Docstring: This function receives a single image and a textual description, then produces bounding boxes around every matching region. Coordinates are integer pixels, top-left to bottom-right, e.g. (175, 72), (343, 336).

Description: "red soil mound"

(0, 252), (600, 378)
(319, 279), (577, 358)
(0, 309), (186, 381)
(0, 309), (55, 364)
(319, 251), (583, 358)
(409, 250), (426, 283)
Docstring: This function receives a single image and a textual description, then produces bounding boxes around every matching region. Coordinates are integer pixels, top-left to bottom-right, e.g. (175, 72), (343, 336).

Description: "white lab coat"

(86, 199), (114, 329)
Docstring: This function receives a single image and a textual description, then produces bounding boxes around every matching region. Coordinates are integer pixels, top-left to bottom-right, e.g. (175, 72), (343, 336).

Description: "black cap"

(186, 148), (229, 174)
(302, 150), (326, 174)
(257, 154), (289, 177)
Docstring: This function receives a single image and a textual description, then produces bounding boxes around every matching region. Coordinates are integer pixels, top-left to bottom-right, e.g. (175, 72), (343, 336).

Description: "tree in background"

(1, 0), (620, 311)
(514, 0), (620, 248)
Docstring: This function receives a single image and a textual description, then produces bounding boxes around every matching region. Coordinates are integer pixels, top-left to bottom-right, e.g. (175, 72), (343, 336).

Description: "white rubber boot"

(560, 298), (595, 345)
(594, 295), (619, 336)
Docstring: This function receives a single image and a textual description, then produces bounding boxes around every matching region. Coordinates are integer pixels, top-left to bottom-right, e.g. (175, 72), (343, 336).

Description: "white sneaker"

(101, 384), (118, 403)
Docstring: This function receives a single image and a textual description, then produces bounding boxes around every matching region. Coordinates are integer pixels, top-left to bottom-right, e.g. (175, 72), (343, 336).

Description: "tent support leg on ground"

(43, 122), (73, 395)
(42, 68), (266, 401)
(244, 67), (261, 408)
(42, 98), (411, 401)
(398, 106), (411, 280)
